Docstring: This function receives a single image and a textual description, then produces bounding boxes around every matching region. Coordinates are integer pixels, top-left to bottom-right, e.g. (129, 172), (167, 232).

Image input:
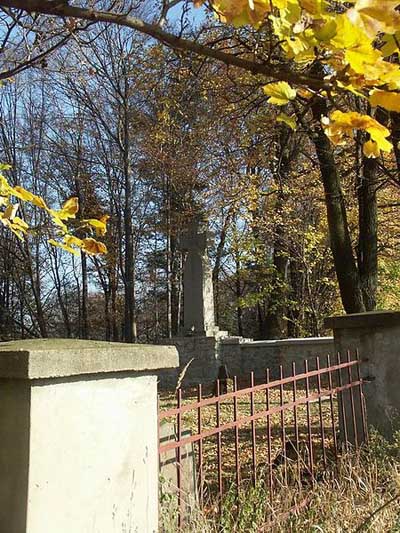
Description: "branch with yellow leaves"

(0, 165), (108, 255)
(1, 0), (400, 160)
(0, 0), (329, 91)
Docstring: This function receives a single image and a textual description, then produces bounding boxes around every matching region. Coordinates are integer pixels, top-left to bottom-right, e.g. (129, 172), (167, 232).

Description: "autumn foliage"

(197, 0), (400, 157)
(0, 164), (107, 254)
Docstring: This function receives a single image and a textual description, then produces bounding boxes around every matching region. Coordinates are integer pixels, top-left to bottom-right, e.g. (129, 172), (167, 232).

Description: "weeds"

(160, 430), (400, 532)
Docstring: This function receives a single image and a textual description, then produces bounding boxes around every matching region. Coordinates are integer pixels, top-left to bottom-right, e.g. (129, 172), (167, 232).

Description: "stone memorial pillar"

(0, 338), (178, 533)
(179, 216), (217, 337)
(157, 217), (232, 388)
(325, 311), (400, 439)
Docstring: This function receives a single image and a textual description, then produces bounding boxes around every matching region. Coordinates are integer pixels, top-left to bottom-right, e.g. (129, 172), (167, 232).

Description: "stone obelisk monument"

(179, 216), (217, 336)
(158, 216), (228, 388)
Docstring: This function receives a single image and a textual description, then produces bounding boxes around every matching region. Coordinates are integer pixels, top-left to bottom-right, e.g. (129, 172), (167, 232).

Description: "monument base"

(157, 331), (229, 389)
(179, 326), (228, 338)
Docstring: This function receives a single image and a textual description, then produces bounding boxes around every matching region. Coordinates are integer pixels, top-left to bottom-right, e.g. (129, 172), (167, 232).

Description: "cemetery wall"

(326, 311), (400, 439)
(157, 335), (334, 388)
(219, 336), (335, 381)
(156, 336), (220, 389)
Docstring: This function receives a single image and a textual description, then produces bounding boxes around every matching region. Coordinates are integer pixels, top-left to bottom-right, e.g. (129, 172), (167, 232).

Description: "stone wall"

(326, 311), (400, 440)
(220, 336), (335, 381)
(157, 335), (220, 389)
(157, 335), (334, 389)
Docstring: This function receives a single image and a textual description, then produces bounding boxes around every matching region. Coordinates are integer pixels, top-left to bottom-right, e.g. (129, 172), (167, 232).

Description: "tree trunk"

(357, 156), (378, 310)
(80, 251), (89, 339)
(235, 252), (244, 336)
(111, 272), (119, 342)
(122, 95), (137, 343)
(265, 186), (289, 336)
(390, 112), (400, 175)
(311, 97), (365, 313)
(51, 252), (72, 337)
(166, 185), (172, 338)
(212, 209), (232, 327)
(24, 242), (47, 337)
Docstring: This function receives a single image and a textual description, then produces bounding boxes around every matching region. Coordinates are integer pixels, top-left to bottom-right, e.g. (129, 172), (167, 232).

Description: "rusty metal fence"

(158, 351), (367, 525)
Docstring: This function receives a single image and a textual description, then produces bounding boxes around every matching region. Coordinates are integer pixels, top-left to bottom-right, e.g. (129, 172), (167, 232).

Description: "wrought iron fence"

(158, 351), (367, 526)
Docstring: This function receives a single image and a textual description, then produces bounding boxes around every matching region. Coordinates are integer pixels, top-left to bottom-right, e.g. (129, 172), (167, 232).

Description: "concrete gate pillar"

(0, 338), (178, 533)
(325, 311), (400, 439)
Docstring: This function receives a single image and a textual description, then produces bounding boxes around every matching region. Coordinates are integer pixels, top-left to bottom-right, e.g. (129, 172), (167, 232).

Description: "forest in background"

(1, 2), (400, 343)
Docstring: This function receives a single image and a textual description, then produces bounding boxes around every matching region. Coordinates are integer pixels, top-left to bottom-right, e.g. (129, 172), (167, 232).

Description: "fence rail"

(158, 350), (367, 526)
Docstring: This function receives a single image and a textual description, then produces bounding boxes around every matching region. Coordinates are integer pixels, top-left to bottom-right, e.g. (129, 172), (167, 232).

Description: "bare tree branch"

(0, 0), (330, 90)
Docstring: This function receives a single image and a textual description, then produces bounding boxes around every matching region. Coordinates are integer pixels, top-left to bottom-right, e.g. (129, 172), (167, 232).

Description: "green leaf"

(277, 112), (297, 130)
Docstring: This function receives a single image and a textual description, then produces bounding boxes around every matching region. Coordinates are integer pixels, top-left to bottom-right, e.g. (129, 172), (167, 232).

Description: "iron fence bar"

(176, 388), (182, 529)
(279, 365), (287, 485)
(159, 360), (359, 419)
(216, 379), (223, 506)
(337, 352), (348, 450)
(250, 371), (257, 487)
(346, 350), (359, 448)
(355, 349), (368, 444)
(316, 357), (327, 468)
(265, 368), (273, 501)
(304, 359), (314, 480)
(326, 354), (338, 460)
(292, 361), (301, 478)
(233, 376), (241, 501)
(197, 383), (204, 508)
(159, 380), (363, 454)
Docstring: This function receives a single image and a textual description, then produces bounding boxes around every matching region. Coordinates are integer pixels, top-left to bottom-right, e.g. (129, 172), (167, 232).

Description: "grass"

(159, 382), (400, 532)
(159, 380), (343, 499)
(160, 429), (400, 532)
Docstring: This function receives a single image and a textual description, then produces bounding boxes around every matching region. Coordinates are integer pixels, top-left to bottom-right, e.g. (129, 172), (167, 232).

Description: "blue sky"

(169, 2), (207, 27)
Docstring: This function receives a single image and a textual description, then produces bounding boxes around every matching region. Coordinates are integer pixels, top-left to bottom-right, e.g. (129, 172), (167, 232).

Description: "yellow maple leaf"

(363, 140), (380, 158)
(330, 14), (383, 77)
(12, 186), (34, 202)
(322, 110), (392, 155)
(298, 0), (325, 15)
(381, 32), (400, 57)
(0, 175), (13, 196)
(369, 90), (400, 112)
(263, 81), (297, 105)
(212, 0), (271, 26)
(32, 195), (48, 210)
(313, 18), (337, 42)
(49, 239), (80, 256)
(81, 238), (107, 255)
(13, 186), (49, 210)
(347, 0), (400, 38)
(272, 0), (288, 8)
(2, 203), (19, 220)
(83, 215), (109, 237)
(64, 235), (84, 248)
(0, 170), (105, 255)
(11, 216), (29, 233)
(57, 197), (79, 220)
(0, 209), (28, 240)
(50, 215), (68, 234)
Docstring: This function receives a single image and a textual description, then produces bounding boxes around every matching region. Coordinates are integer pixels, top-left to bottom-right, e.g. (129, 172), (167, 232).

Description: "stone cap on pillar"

(0, 338), (179, 379)
(325, 310), (400, 330)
